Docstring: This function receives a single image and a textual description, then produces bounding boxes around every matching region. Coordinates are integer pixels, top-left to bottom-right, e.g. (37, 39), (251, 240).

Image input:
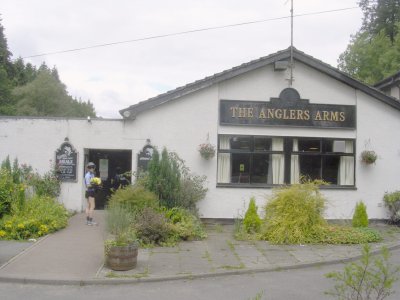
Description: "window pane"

(299, 155), (321, 180)
(230, 136), (252, 151)
(322, 156), (340, 184)
(231, 153), (251, 183)
(298, 139), (320, 152)
(251, 154), (270, 183)
(254, 137), (272, 151)
(324, 140), (348, 153)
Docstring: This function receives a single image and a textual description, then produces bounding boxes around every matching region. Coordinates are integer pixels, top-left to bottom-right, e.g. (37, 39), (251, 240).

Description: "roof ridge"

(120, 47), (400, 118)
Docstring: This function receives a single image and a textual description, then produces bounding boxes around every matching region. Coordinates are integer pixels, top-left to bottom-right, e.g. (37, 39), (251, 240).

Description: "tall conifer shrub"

(352, 201), (369, 228)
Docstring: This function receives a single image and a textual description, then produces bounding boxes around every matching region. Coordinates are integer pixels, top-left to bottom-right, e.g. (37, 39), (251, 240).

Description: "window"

(218, 135), (355, 187)
(217, 136), (284, 185)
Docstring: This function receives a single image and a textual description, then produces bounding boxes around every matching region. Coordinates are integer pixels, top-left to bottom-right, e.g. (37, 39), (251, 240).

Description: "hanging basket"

(198, 143), (216, 160)
(360, 150), (377, 165)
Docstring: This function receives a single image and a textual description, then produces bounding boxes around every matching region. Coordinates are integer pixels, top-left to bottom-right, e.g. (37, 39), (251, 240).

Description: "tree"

(12, 68), (96, 117)
(0, 17), (15, 115)
(0, 17), (96, 117)
(338, 0), (400, 84)
(359, 0), (400, 43)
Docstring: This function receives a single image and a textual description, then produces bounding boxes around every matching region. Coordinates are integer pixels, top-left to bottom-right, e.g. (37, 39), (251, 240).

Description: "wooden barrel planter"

(105, 243), (138, 271)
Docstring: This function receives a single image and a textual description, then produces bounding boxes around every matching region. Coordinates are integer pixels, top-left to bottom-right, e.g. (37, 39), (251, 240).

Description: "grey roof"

(120, 47), (400, 119)
(374, 71), (400, 90)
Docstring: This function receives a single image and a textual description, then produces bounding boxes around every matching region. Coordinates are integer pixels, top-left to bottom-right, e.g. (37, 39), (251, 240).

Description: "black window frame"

(217, 135), (356, 189)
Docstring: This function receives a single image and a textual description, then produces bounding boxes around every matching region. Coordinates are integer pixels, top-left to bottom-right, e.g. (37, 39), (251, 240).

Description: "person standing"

(84, 162), (97, 225)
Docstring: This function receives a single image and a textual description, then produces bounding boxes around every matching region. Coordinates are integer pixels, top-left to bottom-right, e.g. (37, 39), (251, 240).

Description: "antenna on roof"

(289, 0), (294, 87)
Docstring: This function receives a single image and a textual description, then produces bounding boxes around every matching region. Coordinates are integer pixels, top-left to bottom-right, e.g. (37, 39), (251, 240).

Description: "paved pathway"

(1, 212), (400, 285)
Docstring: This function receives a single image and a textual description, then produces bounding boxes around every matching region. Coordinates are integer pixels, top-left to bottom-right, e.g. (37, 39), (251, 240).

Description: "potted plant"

(104, 203), (138, 271)
(198, 142), (216, 160)
(360, 150), (378, 165)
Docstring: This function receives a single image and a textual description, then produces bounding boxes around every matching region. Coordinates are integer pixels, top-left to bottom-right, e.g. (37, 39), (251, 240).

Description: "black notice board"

(55, 142), (78, 181)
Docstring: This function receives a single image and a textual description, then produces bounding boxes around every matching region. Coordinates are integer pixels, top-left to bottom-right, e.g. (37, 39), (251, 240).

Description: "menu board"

(55, 142), (78, 181)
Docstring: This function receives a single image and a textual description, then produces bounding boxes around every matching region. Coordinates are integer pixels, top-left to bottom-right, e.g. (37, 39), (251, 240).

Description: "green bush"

(383, 191), (400, 224)
(261, 181), (328, 244)
(146, 148), (207, 211)
(0, 169), (25, 218)
(352, 201), (369, 228)
(165, 207), (207, 241)
(108, 185), (159, 214)
(29, 170), (60, 198)
(316, 226), (381, 244)
(105, 203), (136, 246)
(243, 197), (261, 234)
(134, 207), (176, 246)
(0, 196), (69, 240)
(176, 174), (207, 214)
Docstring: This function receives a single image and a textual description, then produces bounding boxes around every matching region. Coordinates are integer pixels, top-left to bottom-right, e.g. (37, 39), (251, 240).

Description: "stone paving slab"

(0, 240), (34, 267)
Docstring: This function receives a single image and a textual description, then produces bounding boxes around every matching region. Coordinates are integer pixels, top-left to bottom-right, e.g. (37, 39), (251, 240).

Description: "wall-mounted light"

(87, 116), (91, 123)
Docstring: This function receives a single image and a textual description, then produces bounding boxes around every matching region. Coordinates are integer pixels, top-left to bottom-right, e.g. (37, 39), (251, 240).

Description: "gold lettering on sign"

(230, 107), (238, 118)
(259, 108), (266, 119)
(230, 107), (255, 119)
(314, 111), (322, 121)
(313, 110), (346, 122)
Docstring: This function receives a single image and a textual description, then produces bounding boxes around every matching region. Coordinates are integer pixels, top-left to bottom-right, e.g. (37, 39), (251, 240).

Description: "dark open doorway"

(85, 149), (132, 209)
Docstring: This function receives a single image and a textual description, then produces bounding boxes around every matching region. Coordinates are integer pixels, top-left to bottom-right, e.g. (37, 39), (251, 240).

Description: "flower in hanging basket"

(360, 150), (377, 164)
(198, 142), (216, 160)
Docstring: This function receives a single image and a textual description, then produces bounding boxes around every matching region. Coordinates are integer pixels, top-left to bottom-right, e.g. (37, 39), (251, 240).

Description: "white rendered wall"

(0, 118), (142, 212)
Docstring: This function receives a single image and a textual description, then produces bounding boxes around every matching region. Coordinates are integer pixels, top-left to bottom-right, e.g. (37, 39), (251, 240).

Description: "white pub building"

(1, 48), (400, 220)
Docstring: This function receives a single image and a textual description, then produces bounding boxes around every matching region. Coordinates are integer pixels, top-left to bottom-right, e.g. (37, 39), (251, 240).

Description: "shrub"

(0, 168), (25, 218)
(134, 207), (176, 246)
(146, 148), (207, 211)
(316, 226), (381, 244)
(105, 203), (137, 248)
(352, 201), (369, 228)
(29, 170), (61, 198)
(383, 191), (400, 224)
(176, 174), (207, 214)
(0, 195), (69, 240)
(147, 148), (181, 208)
(108, 185), (159, 214)
(261, 181), (328, 244)
(165, 207), (207, 241)
(325, 244), (400, 299)
(243, 197), (261, 234)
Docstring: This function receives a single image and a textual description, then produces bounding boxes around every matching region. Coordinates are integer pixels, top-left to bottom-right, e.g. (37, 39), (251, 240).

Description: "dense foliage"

(108, 185), (159, 214)
(235, 182), (381, 245)
(383, 190), (400, 223)
(0, 195), (69, 240)
(146, 148), (207, 212)
(338, 0), (400, 84)
(106, 151), (208, 247)
(0, 18), (96, 117)
(0, 156), (67, 240)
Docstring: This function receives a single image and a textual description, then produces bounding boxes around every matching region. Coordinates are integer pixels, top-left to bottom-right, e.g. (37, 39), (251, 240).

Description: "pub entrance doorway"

(84, 149), (132, 209)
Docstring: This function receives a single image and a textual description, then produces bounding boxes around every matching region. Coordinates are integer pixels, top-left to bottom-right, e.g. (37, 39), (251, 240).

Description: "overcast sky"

(1, 0), (363, 118)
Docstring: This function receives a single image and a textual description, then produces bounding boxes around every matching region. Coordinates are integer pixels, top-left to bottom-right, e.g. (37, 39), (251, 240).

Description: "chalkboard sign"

(137, 145), (154, 174)
(55, 141), (78, 181)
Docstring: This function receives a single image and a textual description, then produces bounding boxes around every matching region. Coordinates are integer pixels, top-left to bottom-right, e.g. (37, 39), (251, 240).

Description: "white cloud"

(1, 0), (362, 118)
